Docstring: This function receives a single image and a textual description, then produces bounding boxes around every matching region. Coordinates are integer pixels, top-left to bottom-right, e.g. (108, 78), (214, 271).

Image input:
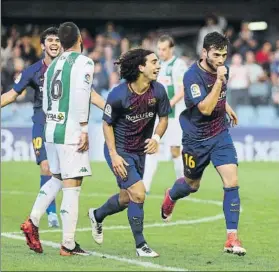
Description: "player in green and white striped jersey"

(21, 22), (96, 256)
(143, 35), (188, 194)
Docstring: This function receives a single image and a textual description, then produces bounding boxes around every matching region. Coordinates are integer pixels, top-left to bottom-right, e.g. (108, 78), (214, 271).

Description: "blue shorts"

(32, 122), (47, 165)
(182, 130), (238, 179)
(104, 144), (146, 190)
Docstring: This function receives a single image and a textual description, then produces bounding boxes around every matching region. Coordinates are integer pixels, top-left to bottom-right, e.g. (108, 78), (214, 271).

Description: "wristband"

(81, 124), (88, 133)
(152, 134), (160, 144)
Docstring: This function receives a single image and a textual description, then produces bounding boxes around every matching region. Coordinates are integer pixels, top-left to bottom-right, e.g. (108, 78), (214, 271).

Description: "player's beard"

(206, 54), (217, 72)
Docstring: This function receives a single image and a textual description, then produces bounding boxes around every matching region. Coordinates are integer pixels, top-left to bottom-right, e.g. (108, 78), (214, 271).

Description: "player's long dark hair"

(203, 31), (230, 51)
(114, 48), (154, 83)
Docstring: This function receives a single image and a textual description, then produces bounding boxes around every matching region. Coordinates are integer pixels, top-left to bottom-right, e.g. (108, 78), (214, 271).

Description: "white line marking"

(1, 190), (223, 206)
(3, 213), (224, 235)
(1, 233), (188, 271)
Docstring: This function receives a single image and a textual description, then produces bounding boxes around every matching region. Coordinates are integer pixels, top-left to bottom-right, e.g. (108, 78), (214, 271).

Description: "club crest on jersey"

(104, 104), (112, 118)
(46, 111), (65, 124)
(148, 98), (157, 106)
(190, 84), (201, 98)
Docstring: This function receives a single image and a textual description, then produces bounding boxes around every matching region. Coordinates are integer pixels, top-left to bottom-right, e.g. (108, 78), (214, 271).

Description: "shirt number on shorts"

(184, 153), (196, 168)
(33, 137), (42, 150)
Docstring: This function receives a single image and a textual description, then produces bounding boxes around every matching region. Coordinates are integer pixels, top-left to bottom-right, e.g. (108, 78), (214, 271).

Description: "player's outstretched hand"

(77, 132), (89, 152)
(144, 138), (158, 154)
(227, 108), (238, 127)
(111, 153), (129, 179)
(217, 66), (227, 83)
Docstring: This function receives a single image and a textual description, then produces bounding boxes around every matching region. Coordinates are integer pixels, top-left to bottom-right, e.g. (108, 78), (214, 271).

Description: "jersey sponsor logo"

(14, 73), (22, 84)
(190, 84), (201, 98)
(46, 111), (65, 124)
(219, 90), (226, 100)
(104, 104), (112, 118)
(126, 112), (154, 123)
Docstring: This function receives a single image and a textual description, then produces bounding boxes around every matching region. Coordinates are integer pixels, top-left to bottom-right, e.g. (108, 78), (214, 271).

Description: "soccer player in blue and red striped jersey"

(1, 27), (62, 227)
(161, 32), (246, 256)
(88, 48), (171, 257)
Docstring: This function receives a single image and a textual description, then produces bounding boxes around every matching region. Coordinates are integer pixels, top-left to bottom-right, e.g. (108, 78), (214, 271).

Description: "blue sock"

(95, 194), (127, 223)
(223, 186), (240, 230)
(169, 177), (195, 201)
(128, 201), (145, 248)
(40, 175), (56, 215)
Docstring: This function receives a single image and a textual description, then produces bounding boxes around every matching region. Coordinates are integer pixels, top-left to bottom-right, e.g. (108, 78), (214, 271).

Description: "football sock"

(143, 153), (159, 193)
(223, 186), (240, 231)
(94, 193), (127, 223)
(30, 176), (62, 227)
(60, 186), (81, 250)
(40, 175), (57, 215)
(127, 201), (145, 248)
(169, 177), (195, 201)
(172, 156), (184, 179)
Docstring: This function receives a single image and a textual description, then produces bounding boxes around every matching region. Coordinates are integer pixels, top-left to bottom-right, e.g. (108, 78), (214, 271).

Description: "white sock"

(227, 229), (237, 234)
(173, 156), (184, 179)
(143, 153), (159, 193)
(30, 177), (62, 227)
(60, 186), (81, 250)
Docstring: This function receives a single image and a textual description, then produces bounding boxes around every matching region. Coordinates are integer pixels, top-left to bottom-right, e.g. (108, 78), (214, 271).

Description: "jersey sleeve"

(12, 68), (33, 94)
(184, 72), (207, 107)
(102, 89), (122, 125)
(156, 84), (172, 117)
(75, 59), (95, 123)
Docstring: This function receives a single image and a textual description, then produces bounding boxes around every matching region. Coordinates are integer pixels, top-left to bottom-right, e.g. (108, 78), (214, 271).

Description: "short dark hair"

(203, 31), (229, 51)
(158, 34), (175, 47)
(40, 27), (58, 44)
(114, 48), (154, 83)
(58, 22), (80, 50)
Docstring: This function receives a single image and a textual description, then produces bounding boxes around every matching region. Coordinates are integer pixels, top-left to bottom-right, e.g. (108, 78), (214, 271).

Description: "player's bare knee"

(171, 146), (181, 158)
(119, 190), (130, 206)
(223, 177), (238, 188)
(131, 191), (146, 203)
(40, 160), (51, 176)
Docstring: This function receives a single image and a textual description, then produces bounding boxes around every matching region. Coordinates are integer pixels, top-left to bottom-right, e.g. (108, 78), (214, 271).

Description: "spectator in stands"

(104, 21), (121, 48)
(228, 53), (250, 109)
(81, 28), (94, 53)
(196, 14), (224, 57)
(120, 38), (130, 55)
(245, 51), (270, 106)
(92, 61), (109, 95)
(270, 45), (279, 115)
(19, 35), (38, 65)
(256, 42), (272, 65)
(233, 22), (257, 58)
(108, 71), (120, 91)
(103, 45), (116, 77)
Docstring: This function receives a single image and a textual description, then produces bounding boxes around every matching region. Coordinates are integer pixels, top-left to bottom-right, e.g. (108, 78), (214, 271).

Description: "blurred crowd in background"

(2, 14), (279, 127)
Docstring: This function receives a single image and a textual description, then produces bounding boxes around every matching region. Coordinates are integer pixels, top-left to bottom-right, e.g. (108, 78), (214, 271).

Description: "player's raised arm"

(1, 68), (32, 108)
(91, 89), (105, 110)
(197, 66), (226, 115)
(1, 89), (19, 107)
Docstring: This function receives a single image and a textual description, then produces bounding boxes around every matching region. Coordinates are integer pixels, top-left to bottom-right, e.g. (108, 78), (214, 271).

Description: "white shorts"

(45, 142), (92, 179)
(162, 118), (182, 147)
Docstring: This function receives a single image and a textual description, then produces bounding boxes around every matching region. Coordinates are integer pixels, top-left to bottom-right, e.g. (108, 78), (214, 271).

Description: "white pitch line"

(3, 213), (224, 235)
(1, 190), (223, 206)
(1, 233), (188, 271)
